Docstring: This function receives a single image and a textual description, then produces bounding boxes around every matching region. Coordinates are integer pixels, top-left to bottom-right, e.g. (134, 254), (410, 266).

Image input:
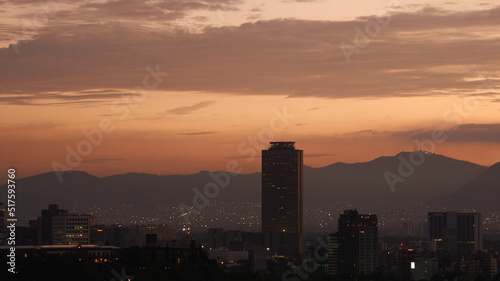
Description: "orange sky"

(1, 0), (500, 180)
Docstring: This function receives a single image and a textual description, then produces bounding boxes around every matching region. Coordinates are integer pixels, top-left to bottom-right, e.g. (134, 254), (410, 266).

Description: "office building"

(262, 141), (303, 253)
(208, 228), (225, 249)
(335, 210), (378, 275)
(328, 233), (339, 275)
(41, 204), (68, 244)
(52, 213), (92, 245)
(428, 212), (482, 255)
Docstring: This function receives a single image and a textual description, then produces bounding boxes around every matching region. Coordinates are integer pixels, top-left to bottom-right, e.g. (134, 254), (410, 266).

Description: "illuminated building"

(41, 204), (68, 244)
(335, 210), (378, 275)
(52, 213), (93, 245)
(261, 142), (303, 254)
(428, 212), (482, 255)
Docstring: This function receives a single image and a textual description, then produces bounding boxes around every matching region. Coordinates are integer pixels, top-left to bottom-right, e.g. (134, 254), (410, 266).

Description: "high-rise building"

(334, 210), (378, 275)
(328, 233), (339, 275)
(428, 212), (482, 255)
(207, 228), (225, 249)
(457, 213), (483, 254)
(262, 142), (303, 253)
(52, 213), (92, 245)
(41, 204), (68, 244)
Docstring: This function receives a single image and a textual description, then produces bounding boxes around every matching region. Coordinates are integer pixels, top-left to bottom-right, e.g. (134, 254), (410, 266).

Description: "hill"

(0, 152), (488, 219)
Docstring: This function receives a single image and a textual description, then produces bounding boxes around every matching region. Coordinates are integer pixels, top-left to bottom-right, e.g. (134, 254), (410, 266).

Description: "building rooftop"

(269, 142), (295, 150)
(0, 245), (121, 250)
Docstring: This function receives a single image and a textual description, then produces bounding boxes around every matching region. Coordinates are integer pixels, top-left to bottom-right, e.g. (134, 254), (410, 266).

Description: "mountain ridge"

(1, 152), (492, 220)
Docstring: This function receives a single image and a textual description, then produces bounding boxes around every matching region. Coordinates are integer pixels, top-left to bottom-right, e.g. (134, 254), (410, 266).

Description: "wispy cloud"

(330, 124), (500, 144)
(81, 158), (126, 164)
(166, 101), (216, 114)
(177, 131), (218, 136)
(307, 107), (324, 111)
(223, 155), (260, 159)
(0, 122), (63, 131)
(410, 124), (500, 143)
(304, 153), (335, 158)
(0, 92), (138, 105)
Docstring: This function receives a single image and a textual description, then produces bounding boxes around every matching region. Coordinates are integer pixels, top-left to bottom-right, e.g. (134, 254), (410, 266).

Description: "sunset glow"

(1, 0), (500, 180)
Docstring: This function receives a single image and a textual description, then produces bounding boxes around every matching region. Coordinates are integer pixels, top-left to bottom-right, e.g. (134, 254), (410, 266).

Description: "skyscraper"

(333, 210), (378, 275)
(262, 141), (303, 253)
(428, 212), (482, 255)
(41, 204), (68, 244)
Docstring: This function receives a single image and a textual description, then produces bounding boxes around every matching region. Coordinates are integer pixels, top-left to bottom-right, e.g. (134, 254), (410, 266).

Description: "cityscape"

(1, 0), (500, 281)
(1, 142), (500, 280)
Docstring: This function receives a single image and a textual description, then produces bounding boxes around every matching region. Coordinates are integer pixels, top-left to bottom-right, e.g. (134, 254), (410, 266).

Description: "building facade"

(428, 212), (482, 255)
(335, 210), (378, 275)
(52, 213), (92, 245)
(261, 141), (303, 254)
(41, 204), (68, 244)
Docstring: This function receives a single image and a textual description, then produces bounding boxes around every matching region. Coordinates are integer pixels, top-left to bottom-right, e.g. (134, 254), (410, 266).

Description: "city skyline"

(2, 0), (500, 280)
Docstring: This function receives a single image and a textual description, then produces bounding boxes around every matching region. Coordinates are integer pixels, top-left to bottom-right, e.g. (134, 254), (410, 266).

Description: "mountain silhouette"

(1, 152), (490, 220)
(427, 162), (500, 210)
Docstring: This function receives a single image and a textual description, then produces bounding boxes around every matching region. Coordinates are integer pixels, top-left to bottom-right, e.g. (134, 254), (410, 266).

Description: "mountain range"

(2, 152), (498, 220)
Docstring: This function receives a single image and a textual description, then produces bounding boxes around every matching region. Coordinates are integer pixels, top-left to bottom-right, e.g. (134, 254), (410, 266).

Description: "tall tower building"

(334, 210), (378, 275)
(41, 204), (68, 244)
(262, 141), (303, 253)
(428, 212), (482, 255)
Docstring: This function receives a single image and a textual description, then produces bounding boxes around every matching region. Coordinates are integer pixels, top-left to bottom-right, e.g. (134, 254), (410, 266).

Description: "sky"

(1, 0), (500, 180)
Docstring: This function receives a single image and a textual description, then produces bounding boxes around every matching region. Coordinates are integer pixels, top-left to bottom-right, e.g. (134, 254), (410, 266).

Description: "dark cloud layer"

(81, 158), (126, 164)
(412, 124), (500, 143)
(1, 6), (500, 104)
(343, 124), (500, 144)
(177, 131), (219, 135)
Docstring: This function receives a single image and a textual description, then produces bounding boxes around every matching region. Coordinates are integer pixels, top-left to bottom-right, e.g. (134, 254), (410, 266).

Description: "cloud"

(307, 107), (324, 111)
(1, 6), (500, 102)
(411, 124), (500, 143)
(310, 123), (500, 144)
(166, 101), (216, 114)
(223, 155), (260, 159)
(0, 122), (63, 131)
(304, 153), (335, 158)
(81, 158), (126, 164)
(343, 124), (500, 144)
(249, 6), (263, 13)
(283, 0), (323, 2)
(177, 131), (219, 136)
(0, 92), (139, 105)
